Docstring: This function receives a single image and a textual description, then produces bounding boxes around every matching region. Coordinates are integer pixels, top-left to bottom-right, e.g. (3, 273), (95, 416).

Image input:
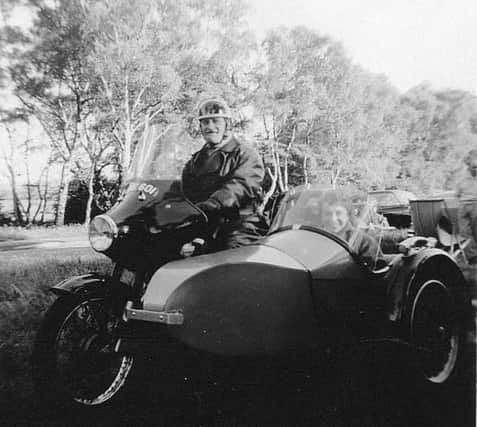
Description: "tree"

(0, 123), (28, 225)
(86, 0), (255, 177)
(2, 0), (96, 225)
(0, 116), (52, 225)
(253, 26), (353, 199)
(400, 85), (477, 194)
(252, 25), (409, 201)
(2, 0), (257, 224)
(78, 107), (117, 223)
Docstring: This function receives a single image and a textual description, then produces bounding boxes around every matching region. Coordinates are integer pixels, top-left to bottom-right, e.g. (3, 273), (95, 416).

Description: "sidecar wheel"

(409, 279), (460, 384)
(33, 295), (134, 407)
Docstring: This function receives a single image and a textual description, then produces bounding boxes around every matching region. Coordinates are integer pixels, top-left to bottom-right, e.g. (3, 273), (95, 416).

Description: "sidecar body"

(120, 185), (468, 388)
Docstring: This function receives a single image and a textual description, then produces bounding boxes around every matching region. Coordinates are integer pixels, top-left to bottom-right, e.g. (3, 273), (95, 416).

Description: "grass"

(0, 249), (110, 409)
(0, 224), (87, 241)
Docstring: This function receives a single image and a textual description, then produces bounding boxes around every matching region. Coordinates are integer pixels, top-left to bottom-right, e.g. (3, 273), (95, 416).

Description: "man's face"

(200, 117), (227, 145)
(322, 204), (349, 234)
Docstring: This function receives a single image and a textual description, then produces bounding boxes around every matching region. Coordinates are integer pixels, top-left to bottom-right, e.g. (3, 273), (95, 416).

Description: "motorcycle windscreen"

(108, 125), (203, 227)
(125, 124), (200, 183)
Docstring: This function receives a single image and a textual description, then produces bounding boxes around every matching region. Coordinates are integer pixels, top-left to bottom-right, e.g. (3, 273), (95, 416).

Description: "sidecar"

(33, 125), (472, 419)
(119, 185), (469, 389)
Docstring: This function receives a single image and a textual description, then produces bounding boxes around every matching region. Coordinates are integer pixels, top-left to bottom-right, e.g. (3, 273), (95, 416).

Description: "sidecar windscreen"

(270, 186), (383, 268)
(126, 124), (200, 182)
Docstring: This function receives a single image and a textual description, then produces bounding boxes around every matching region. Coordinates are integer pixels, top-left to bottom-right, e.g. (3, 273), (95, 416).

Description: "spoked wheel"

(34, 295), (134, 407)
(410, 279), (460, 384)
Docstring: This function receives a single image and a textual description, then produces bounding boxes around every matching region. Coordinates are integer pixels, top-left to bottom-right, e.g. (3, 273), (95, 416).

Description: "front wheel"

(33, 294), (134, 407)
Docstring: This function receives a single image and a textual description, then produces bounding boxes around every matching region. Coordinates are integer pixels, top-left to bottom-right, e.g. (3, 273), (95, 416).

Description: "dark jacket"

(341, 224), (382, 269)
(182, 135), (266, 249)
(182, 135), (264, 218)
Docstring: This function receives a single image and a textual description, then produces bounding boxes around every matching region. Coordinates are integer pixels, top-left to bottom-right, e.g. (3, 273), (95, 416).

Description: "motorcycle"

(32, 124), (472, 423)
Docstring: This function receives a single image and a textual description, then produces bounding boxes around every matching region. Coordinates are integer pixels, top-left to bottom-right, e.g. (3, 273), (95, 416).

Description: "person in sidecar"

(180, 97), (267, 256)
(320, 191), (383, 270)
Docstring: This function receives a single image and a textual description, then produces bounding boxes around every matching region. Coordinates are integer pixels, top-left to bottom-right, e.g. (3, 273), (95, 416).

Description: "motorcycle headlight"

(88, 215), (118, 252)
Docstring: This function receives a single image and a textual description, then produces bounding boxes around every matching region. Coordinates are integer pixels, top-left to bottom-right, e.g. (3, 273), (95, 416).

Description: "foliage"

(85, 0), (254, 171)
(399, 85), (477, 194)
(252, 26), (407, 204)
(2, 0), (97, 226)
(1, 1), (477, 225)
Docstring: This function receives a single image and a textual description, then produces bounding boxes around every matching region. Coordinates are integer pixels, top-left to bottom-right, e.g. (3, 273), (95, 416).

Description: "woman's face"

(200, 117), (227, 145)
(322, 204), (350, 234)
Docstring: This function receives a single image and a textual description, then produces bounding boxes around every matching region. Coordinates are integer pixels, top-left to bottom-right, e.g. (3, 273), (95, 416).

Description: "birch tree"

(86, 0), (254, 175)
(3, 0), (95, 225)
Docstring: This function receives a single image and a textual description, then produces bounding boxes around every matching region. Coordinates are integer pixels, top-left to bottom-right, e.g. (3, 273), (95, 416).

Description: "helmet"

(197, 98), (232, 121)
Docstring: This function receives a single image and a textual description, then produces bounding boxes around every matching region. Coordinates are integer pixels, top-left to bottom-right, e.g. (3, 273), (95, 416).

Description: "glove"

(196, 200), (221, 223)
(180, 238), (206, 258)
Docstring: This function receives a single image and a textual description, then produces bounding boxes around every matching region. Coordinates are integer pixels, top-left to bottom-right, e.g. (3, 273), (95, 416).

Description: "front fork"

(108, 265), (184, 357)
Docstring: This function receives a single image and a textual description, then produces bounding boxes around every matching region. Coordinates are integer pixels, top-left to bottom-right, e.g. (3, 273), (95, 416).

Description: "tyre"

(32, 294), (134, 408)
(409, 279), (460, 384)
(401, 258), (475, 425)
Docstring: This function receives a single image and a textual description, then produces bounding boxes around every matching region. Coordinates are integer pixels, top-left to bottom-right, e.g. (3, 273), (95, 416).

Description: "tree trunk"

(12, 190), (25, 226)
(23, 140), (32, 224)
(121, 131), (132, 176)
(282, 125), (296, 191)
(275, 151), (285, 192)
(85, 162), (96, 224)
(259, 137), (279, 215)
(303, 154), (309, 184)
(331, 167), (341, 187)
(55, 159), (72, 226)
(33, 165), (49, 223)
(121, 76), (133, 175)
(40, 165), (50, 223)
(283, 155), (289, 190)
(261, 168), (278, 213)
(6, 164), (26, 225)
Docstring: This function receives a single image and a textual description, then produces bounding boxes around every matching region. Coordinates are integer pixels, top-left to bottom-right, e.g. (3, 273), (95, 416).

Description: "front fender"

(51, 273), (108, 297)
(386, 248), (464, 324)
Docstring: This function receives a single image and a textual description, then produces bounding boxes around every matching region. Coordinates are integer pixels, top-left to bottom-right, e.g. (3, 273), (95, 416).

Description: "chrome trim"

(93, 214), (119, 238)
(123, 301), (184, 325)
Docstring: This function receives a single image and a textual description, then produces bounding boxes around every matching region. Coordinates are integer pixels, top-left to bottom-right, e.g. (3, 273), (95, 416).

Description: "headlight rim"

(88, 214), (118, 252)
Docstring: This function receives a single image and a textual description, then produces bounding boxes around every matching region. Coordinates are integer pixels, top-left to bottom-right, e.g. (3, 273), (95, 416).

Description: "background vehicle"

(368, 189), (417, 228)
(33, 126), (472, 423)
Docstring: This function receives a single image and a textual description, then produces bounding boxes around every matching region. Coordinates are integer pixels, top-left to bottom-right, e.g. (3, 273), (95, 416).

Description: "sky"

(247, 0), (477, 94)
(3, 1), (477, 94)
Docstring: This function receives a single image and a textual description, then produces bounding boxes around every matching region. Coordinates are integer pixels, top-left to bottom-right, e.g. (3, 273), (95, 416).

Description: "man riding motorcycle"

(181, 98), (267, 254)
